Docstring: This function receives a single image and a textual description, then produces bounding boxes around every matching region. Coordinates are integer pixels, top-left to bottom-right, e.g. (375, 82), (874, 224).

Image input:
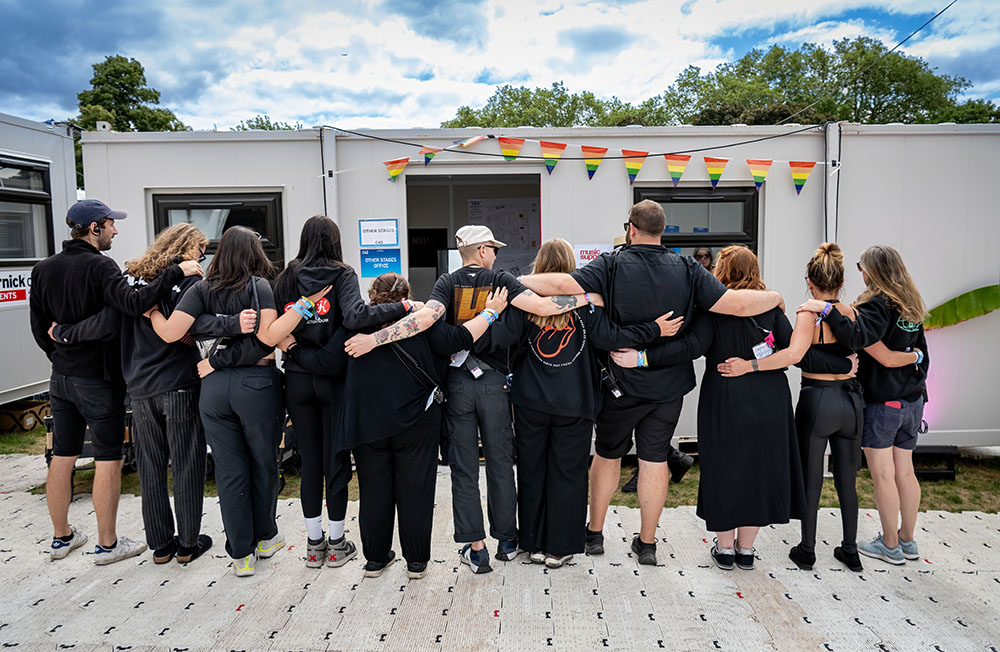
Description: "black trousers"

(514, 405), (594, 557)
(131, 387), (206, 550)
(284, 371), (349, 522)
(795, 379), (863, 553)
(352, 409), (440, 565)
(199, 366), (284, 559)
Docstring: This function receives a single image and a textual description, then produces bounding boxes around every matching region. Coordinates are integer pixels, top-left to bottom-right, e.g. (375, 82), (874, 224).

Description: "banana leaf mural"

(924, 284), (1000, 330)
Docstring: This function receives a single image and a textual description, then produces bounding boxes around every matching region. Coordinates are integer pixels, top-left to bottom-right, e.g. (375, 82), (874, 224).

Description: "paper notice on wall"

(468, 198), (540, 275)
(574, 244), (612, 271)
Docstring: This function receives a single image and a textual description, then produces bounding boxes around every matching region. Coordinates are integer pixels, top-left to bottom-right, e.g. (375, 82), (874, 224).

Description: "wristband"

(401, 298), (414, 314)
(292, 303), (311, 319)
(751, 359), (759, 372)
(914, 349), (924, 366)
(299, 295), (315, 309)
(479, 308), (499, 325)
(637, 350), (648, 368)
(584, 292), (592, 305)
(815, 301), (833, 325)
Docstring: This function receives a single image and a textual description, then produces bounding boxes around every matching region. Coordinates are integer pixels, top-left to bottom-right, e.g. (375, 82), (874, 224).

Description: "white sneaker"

(234, 551), (257, 577)
(93, 536), (147, 566)
(50, 526), (88, 560)
(529, 551), (545, 564)
(257, 533), (285, 559)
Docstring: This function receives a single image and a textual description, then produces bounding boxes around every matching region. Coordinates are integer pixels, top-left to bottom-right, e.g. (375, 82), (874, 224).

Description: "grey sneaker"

(898, 532), (919, 560)
(630, 535), (657, 565)
(858, 534), (905, 565)
(545, 554), (573, 568)
(306, 537), (327, 568)
(496, 539), (523, 562)
(529, 551), (545, 564)
(459, 543), (493, 574)
(326, 535), (358, 568)
(234, 551), (256, 577)
(93, 536), (147, 566)
(50, 526), (88, 560)
(256, 533), (285, 559)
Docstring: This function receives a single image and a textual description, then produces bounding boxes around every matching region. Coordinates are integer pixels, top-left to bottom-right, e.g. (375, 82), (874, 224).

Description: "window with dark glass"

(152, 192), (284, 269)
(0, 157), (54, 264)
(633, 187), (759, 265)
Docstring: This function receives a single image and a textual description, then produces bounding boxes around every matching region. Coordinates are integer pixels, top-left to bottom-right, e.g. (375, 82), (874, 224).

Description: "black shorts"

(862, 397), (924, 451)
(594, 394), (683, 463)
(49, 372), (127, 461)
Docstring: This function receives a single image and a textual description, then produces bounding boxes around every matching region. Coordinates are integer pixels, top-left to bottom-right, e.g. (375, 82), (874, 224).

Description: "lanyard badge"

(752, 330), (775, 360)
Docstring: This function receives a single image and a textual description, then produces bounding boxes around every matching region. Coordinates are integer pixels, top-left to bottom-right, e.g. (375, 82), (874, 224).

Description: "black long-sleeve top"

(29, 239), (185, 381)
(287, 320), (473, 451)
(474, 305), (660, 420)
(822, 295), (929, 403)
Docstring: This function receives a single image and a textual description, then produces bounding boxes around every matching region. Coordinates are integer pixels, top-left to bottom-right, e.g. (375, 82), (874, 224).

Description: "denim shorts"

(49, 372), (127, 461)
(862, 397), (924, 451)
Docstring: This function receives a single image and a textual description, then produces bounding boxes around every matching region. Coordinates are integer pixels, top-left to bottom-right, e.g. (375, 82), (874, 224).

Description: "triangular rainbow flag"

(539, 141), (567, 174)
(622, 150), (648, 185)
(745, 159), (773, 191)
(581, 146), (608, 180)
(454, 135), (487, 148)
(419, 146), (442, 166)
(497, 137), (525, 161)
(704, 157), (729, 188)
(789, 161), (816, 195)
(383, 157), (409, 182)
(664, 154), (691, 187)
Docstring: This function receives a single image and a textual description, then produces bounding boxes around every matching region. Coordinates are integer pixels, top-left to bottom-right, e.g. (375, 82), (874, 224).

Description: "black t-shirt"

(570, 245), (728, 402)
(428, 265), (528, 373)
(176, 277), (277, 366)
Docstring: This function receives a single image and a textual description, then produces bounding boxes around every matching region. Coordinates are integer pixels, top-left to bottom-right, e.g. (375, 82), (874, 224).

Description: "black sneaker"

(788, 543), (815, 571)
(459, 544), (493, 574)
(630, 535), (657, 565)
(584, 526), (604, 555)
(363, 550), (397, 578)
(711, 543), (735, 570)
(621, 471), (638, 493)
(834, 546), (864, 573)
(735, 547), (756, 570)
(668, 452), (695, 484)
(177, 535), (213, 564)
(154, 537), (179, 564)
(406, 561), (427, 579)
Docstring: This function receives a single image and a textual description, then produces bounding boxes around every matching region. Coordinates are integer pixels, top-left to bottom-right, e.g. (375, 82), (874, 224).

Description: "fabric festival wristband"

(637, 350), (648, 368)
(293, 300), (313, 319)
(914, 349), (924, 366)
(815, 302), (834, 325)
(479, 309), (498, 325)
(584, 292), (592, 305)
(300, 295), (315, 308)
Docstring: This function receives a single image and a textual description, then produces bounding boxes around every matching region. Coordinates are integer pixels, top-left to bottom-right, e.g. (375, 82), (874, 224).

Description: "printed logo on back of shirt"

(896, 317), (921, 332)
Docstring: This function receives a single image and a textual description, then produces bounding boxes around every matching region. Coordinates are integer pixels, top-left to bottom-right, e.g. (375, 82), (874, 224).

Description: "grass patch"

(0, 426), (46, 455)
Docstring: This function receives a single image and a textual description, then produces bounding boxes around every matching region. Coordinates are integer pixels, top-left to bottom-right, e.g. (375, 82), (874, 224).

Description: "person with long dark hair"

(717, 243), (918, 572)
(800, 245), (929, 566)
(284, 273), (506, 579)
(272, 215), (412, 569)
(146, 226), (329, 577)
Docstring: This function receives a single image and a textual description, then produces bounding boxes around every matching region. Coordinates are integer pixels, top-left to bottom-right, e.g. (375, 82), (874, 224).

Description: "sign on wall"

(574, 244), (612, 270)
(359, 218), (399, 248)
(360, 248), (402, 277)
(0, 270), (32, 308)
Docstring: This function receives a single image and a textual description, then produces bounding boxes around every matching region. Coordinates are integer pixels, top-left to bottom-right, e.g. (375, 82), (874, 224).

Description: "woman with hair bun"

(719, 243), (916, 572)
(800, 245), (929, 566)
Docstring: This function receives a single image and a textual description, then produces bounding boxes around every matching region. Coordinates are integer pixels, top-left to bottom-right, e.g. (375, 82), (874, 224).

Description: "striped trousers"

(131, 387), (207, 550)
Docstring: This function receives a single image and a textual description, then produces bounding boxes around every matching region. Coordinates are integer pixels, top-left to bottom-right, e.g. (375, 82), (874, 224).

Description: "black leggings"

(795, 378), (864, 553)
(285, 371), (349, 522)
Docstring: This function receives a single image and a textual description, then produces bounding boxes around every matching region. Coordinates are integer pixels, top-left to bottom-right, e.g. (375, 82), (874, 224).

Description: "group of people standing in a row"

(30, 198), (928, 578)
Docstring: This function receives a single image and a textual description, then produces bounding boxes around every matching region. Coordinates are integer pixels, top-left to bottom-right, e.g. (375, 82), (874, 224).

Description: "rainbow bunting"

(454, 135), (487, 148)
(581, 146), (608, 180)
(621, 150), (648, 185)
(539, 141), (567, 174)
(704, 157), (729, 188)
(419, 146), (442, 166)
(745, 159), (773, 191)
(383, 157), (409, 182)
(663, 154), (691, 187)
(788, 161), (816, 195)
(497, 137), (525, 161)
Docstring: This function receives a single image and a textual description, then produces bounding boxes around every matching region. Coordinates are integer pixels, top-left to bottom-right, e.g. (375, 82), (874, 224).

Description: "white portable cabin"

(80, 124), (1000, 446)
(1, 113), (77, 405)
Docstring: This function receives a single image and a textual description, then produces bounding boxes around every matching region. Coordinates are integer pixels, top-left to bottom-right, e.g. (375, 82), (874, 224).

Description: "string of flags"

(383, 137), (823, 194)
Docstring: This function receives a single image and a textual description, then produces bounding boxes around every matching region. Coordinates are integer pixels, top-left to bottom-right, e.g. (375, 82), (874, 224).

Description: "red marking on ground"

(236, 604), (244, 611)
(736, 592), (745, 599)
(924, 559), (933, 564)
(493, 610), (500, 617)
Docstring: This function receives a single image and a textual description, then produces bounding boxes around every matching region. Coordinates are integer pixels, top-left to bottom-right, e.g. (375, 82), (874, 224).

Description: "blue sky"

(1, 0), (996, 130)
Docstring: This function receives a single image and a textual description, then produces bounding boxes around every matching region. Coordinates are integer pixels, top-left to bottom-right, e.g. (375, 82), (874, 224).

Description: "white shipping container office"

(81, 124), (1000, 447)
(0, 113), (77, 405)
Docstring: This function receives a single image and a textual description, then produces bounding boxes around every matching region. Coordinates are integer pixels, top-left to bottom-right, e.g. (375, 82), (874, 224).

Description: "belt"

(253, 358), (276, 367)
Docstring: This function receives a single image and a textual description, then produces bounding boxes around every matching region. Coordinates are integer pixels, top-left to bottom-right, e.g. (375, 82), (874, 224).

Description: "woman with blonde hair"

(474, 239), (681, 567)
(718, 243), (918, 572)
(800, 245), (929, 566)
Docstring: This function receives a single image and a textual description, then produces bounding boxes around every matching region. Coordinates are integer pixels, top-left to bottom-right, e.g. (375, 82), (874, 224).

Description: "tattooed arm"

(343, 300), (447, 357)
(510, 288), (591, 317)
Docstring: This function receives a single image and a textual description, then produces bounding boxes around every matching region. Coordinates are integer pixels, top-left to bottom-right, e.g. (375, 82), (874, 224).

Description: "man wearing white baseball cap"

(344, 224), (592, 573)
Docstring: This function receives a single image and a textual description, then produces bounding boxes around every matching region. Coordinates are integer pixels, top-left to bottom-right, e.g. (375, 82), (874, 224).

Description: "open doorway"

(405, 174), (541, 300)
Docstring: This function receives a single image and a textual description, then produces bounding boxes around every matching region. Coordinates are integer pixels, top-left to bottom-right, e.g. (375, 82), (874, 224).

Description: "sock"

(328, 519), (345, 541)
(304, 516), (323, 541)
(98, 540), (118, 551)
(737, 547), (754, 555)
(55, 533), (73, 543)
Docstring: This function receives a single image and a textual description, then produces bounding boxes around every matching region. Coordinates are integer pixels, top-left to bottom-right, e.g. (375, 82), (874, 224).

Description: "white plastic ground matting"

(0, 453), (998, 652)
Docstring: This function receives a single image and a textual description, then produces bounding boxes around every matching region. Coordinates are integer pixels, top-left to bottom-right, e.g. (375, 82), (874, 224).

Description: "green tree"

(231, 115), (303, 131)
(441, 82), (626, 128)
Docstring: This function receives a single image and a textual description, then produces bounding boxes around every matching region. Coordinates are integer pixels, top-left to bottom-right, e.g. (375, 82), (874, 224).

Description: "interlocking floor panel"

(1, 454), (998, 651)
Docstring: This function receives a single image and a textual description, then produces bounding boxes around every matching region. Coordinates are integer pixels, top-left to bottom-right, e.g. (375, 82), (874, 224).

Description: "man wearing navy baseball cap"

(29, 199), (204, 565)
